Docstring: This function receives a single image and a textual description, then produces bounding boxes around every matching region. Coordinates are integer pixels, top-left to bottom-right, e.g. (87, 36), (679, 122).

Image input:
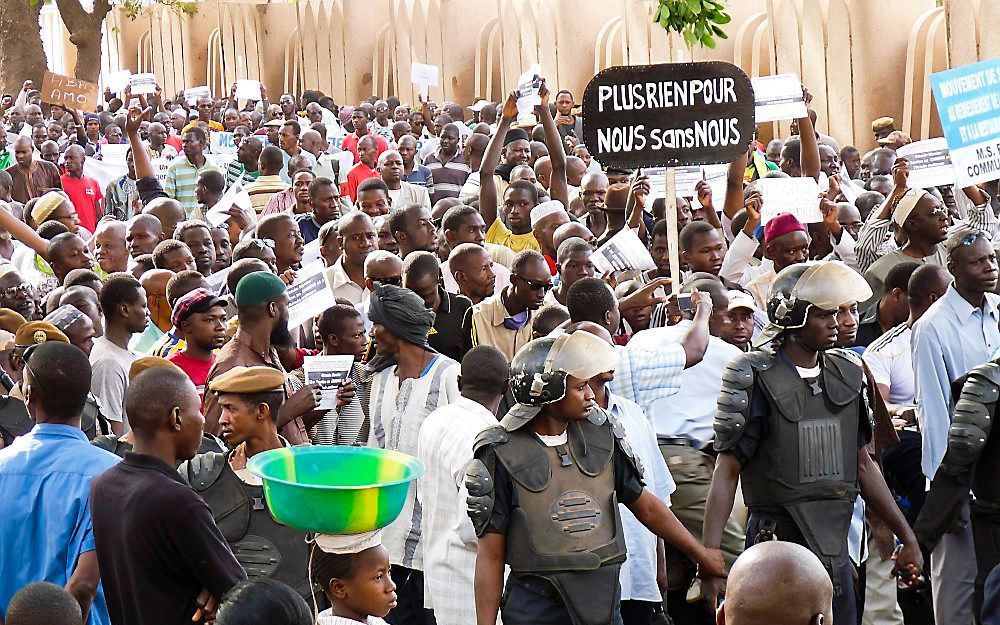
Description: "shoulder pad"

(949, 398), (993, 462)
(464, 458), (495, 537)
(473, 425), (507, 453)
(824, 348), (864, 406)
(827, 347), (862, 367)
(722, 350), (773, 390)
(91, 434), (119, 453)
(961, 365), (1000, 405)
(713, 410), (747, 452)
(179, 452), (228, 491)
(606, 411), (644, 479)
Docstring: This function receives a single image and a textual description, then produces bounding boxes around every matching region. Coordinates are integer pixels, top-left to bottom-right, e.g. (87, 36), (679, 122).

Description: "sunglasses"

(514, 274), (554, 292)
(0, 283), (31, 299)
(372, 275), (402, 287)
(247, 238), (276, 250)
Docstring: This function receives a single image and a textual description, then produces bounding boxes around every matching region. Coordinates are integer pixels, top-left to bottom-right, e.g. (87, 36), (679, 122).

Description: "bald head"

(363, 250), (402, 280)
(144, 198), (186, 236)
(721, 542), (832, 625)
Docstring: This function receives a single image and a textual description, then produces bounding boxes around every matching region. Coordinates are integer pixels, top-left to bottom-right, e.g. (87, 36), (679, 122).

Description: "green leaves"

(653, 0), (731, 50)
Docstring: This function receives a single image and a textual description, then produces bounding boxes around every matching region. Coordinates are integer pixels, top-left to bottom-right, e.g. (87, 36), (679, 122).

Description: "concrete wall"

(85, 0), (986, 149)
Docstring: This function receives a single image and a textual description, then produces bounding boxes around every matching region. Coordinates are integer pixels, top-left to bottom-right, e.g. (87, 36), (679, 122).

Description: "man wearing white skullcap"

(530, 199), (569, 272)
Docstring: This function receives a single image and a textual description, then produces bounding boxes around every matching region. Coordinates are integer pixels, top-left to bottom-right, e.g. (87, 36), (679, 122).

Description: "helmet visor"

(792, 261), (873, 311)
(548, 331), (620, 381)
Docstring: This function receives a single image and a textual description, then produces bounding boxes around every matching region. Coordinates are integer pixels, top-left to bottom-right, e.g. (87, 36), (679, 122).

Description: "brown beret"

(209, 365), (285, 395)
(129, 356), (184, 382)
(0, 309), (26, 335)
(14, 321), (68, 347)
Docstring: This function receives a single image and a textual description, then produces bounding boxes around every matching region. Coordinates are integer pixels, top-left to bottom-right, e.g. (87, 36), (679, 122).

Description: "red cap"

(763, 213), (807, 244)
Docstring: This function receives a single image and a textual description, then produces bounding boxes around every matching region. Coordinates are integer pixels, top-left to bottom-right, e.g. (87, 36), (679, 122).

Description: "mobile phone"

(678, 293), (693, 312)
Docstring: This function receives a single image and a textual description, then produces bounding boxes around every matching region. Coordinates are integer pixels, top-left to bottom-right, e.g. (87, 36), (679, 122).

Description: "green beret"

(209, 365), (286, 395)
(234, 271), (287, 307)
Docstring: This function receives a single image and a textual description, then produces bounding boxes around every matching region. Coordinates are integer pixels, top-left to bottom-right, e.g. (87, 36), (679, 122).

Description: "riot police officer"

(179, 365), (323, 604)
(466, 330), (726, 625)
(915, 358), (1000, 620)
(700, 261), (922, 625)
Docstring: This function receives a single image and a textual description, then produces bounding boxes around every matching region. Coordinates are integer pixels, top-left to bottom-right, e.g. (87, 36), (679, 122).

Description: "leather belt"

(657, 436), (716, 456)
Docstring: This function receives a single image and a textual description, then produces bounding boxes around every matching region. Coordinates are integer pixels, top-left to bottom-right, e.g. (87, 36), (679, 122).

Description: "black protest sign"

(582, 62), (756, 168)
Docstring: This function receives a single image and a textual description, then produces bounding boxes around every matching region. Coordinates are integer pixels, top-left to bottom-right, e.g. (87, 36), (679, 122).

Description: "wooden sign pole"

(664, 167), (681, 296)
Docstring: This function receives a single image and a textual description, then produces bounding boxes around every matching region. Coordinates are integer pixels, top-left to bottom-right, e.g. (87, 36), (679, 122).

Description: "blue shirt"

(912, 284), (1000, 479)
(0, 423), (120, 624)
(403, 164), (432, 188)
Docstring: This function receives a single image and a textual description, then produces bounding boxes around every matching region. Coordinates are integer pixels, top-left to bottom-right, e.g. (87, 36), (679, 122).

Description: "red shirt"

(169, 351), (217, 401)
(340, 132), (388, 165)
(60, 174), (103, 233)
(342, 161), (379, 202)
(166, 135), (183, 154)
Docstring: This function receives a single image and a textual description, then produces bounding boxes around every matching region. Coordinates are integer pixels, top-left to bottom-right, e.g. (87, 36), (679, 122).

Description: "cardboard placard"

(582, 62), (756, 168)
(41, 71), (100, 113)
(751, 74), (807, 123)
(896, 138), (955, 188)
(756, 177), (823, 224)
(930, 58), (1000, 186)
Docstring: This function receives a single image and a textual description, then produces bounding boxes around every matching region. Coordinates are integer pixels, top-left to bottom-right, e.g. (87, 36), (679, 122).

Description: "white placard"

(756, 177), (823, 224)
(210, 131), (237, 155)
(301, 237), (321, 268)
(206, 266), (229, 294)
(646, 167), (666, 201)
(410, 63), (439, 88)
(101, 143), (129, 166)
(235, 79), (262, 101)
(590, 227), (656, 274)
(751, 74), (807, 123)
(105, 70), (132, 94)
(205, 183), (252, 228)
(150, 157), (171, 183)
(129, 73), (158, 96)
(303, 355), (355, 410)
(185, 86), (211, 105)
(896, 138), (956, 188)
(83, 157), (127, 192)
(673, 166), (703, 198)
(516, 64), (542, 118)
(698, 163), (729, 209)
(287, 260), (337, 329)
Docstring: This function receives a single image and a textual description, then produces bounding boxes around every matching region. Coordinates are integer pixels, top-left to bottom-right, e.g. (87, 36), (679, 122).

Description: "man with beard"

(388, 204), (438, 259)
(203, 271), (320, 445)
(6, 136), (61, 204)
(168, 289), (227, 400)
(176, 221), (217, 277)
(0, 266), (36, 320)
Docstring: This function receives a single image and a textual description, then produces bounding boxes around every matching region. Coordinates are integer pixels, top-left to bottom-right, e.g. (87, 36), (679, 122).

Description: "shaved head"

(720, 541), (832, 625)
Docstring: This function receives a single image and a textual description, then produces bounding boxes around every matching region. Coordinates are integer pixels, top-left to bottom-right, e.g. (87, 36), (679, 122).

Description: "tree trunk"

(0, 0), (48, 98)
(56, 0), (111, 84)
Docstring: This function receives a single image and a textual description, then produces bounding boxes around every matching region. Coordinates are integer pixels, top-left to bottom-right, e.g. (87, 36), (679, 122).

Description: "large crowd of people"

(0, 66), (997, 625)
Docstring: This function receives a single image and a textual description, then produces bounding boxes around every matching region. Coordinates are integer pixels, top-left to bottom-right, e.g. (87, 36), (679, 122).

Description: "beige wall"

(94, 0), (986, 149)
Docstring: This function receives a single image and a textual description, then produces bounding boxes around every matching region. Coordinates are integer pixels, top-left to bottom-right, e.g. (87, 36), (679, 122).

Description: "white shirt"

(862, 324), (914, 406)
(609, 392), (676, 602)
(316, 611), (389, 625)
(368, 354), (461, 570)
(441, 257), (511, 299)
(325, 257), (369, 305)
(90, 336), (138, 429)
(643, 321), (741, 446)
(416, 396), (498, 625)
(387, 181), (432, 210)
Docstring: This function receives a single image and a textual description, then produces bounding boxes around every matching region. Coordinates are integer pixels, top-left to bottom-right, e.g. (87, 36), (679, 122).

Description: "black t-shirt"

(483, 431), (644, 535)
(90, 452), (247, 625)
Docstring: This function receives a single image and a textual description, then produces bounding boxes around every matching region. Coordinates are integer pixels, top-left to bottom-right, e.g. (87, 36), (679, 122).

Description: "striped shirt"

(367, 354), (460, 569)
(225, 161), (260, 189)
(313, 363), (372, 445)
(244, 175), (289, 216)
(424, 151), (471, 205)
(163, 155), (221, 217)
(148, 329), (183, 359)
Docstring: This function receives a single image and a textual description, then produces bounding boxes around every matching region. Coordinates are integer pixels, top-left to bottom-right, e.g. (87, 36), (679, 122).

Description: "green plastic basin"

(246, 446), (425, 534)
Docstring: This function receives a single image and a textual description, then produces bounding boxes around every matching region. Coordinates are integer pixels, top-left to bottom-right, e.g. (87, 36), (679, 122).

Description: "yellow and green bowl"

(246, 446), (425, 534)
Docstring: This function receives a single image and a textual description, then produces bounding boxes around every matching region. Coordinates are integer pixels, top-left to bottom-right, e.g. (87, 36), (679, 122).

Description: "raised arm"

(479, 92), (517, 229)
(536, 80), (568, 207)
(723, 152), (748, 219)
(797, 87), (820, 181)
(125, 105), (156, 181)
(0, 201), (48, 257)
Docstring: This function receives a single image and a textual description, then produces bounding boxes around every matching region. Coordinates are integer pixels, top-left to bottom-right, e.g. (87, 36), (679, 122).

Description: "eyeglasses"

(0, 283), (31, 299)
(372, 275), (402, 287)
(514, 274), (554, 292)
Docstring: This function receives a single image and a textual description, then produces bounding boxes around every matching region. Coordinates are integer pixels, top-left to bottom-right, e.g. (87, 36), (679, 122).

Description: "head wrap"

(31, 191), (66, 225)
(368, 284), (435, 351)
(43, 304), (86, 333)
(313, 530), (382, 555)
(763, 213), (807, 244)
(890, 188), (929, 227)
(529, 200), (565, 228)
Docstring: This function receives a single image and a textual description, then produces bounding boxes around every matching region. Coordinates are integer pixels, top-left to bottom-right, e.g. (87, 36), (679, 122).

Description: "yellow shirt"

(486, 219), (540, 253)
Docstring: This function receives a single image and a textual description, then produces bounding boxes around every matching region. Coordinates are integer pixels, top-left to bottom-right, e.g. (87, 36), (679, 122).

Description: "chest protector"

(494, 417), (627, 625)
(724, 349), (868, 570)
(182, 452), (323, 602)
